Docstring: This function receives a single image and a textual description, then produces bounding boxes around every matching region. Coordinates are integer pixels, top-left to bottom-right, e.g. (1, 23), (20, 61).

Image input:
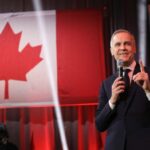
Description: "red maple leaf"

(0, 22), (43, 99)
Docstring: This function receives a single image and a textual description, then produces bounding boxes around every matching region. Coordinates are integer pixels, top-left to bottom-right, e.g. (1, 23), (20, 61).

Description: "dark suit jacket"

(95, 63), (150, 150)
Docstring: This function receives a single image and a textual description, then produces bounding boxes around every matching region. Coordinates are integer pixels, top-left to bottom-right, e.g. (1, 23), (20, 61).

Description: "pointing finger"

(139, 60), (145, 72)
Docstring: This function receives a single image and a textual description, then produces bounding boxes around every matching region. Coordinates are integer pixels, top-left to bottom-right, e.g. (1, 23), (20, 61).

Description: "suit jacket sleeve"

(95, 80), (116, 132)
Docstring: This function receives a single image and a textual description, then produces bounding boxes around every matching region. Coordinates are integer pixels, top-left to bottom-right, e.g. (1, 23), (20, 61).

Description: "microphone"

(117, 60), (124, 77)
(117, 60), (127, 95)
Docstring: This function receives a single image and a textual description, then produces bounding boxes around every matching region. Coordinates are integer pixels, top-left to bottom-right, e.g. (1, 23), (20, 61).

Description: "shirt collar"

(123, 60), (136, 71)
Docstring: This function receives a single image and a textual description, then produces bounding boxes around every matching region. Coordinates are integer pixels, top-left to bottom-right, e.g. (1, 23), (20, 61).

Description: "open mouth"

(119, 53), (128, 55)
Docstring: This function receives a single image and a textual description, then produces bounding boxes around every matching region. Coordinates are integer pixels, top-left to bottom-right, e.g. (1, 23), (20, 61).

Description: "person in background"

(95, 29), (150, 150)
(0, 123), (18, 150)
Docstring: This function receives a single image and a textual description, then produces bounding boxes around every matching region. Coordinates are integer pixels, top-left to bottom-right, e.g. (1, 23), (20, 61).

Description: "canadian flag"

(0, 9), (105, 107)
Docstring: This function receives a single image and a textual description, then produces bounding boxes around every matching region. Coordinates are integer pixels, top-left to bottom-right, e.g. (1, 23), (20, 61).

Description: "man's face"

(110, 32), (136, 65)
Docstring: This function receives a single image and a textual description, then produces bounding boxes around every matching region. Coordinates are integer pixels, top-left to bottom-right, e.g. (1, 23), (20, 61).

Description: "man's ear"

(133, 46), (136, 54)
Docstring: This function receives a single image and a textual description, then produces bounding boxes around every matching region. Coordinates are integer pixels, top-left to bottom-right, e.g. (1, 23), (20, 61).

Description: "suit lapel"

(123, 63), (140, 115)
(106, 74), (117, 99)
(132, 63), (141, 76)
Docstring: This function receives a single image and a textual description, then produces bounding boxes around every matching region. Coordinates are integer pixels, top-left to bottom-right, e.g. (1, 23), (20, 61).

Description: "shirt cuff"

(109, 100), (116, 109)
(145, 91), (150, 101)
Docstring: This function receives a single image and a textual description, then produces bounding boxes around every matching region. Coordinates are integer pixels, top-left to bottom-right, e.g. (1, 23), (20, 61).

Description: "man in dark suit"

(95, 29), (150, 150)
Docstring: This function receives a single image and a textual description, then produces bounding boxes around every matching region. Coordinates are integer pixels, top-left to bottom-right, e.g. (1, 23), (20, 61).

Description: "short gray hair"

(110, 29), (136, 47)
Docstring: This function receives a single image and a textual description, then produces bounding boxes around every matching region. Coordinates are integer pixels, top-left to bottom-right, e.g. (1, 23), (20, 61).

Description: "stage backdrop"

(0, 9), (106, 150)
